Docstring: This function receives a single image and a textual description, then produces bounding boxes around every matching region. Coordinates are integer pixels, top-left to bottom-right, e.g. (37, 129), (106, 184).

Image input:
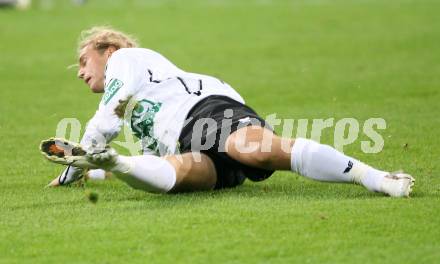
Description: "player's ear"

(106, 46), (117, 58)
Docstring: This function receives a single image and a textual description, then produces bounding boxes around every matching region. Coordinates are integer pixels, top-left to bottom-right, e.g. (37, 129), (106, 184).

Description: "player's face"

(77, 45), (112, 93)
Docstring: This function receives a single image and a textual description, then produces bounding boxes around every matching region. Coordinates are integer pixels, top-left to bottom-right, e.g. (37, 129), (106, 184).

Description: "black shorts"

(178, 95), (275, 189)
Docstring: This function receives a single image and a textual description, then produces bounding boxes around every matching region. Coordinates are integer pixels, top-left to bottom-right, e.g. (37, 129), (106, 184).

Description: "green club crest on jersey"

(130, 99), (162, 152)
(102, 78), (124, 105)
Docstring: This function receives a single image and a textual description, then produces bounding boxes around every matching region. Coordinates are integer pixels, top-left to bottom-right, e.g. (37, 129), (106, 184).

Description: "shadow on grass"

(8, 177), (428, 212)
(102, 179), (396, 206)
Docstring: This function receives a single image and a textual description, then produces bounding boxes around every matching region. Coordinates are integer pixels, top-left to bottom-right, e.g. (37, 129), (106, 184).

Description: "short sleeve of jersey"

(80, 50), (146, 150)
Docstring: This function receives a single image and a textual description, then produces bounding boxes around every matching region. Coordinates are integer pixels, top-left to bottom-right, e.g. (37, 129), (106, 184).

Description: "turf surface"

(1, 0), (439, 263)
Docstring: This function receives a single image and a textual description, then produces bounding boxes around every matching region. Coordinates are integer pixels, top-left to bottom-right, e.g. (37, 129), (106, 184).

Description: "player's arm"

(49, 51), (145, 186)
(80, 52), (145, 152)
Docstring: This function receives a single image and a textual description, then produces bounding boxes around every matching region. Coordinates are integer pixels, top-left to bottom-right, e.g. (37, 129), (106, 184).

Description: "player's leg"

(225, 125), (294, 170)
(225, 126), (414, 197)
(164, 153), (217, 193)
(88, 150), (217, 193)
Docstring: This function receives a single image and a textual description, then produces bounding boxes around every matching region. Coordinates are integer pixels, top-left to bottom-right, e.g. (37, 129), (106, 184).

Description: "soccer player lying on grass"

(44, 26), (414, 197)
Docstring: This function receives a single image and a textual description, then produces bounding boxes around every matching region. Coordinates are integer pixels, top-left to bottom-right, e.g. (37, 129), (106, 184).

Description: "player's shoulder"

(108, 48), (168, 70)
(106, 48), (152, 73)
(111, 48), (160, 60)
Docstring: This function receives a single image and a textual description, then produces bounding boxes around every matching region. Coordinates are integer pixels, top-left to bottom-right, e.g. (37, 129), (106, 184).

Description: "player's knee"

(168, 153), (217, 192)
(174, 159), (193, 184)
(165, 156), (190, 187)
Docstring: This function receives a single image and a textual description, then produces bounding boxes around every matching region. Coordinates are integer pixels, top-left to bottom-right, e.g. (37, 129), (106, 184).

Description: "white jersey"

(81, 48), (244, 155)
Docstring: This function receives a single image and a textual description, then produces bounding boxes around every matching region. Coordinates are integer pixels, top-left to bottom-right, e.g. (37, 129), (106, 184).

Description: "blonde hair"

(78, 26), (139, 56)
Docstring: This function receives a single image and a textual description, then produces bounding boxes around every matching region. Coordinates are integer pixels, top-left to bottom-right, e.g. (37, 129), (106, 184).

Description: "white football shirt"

(80, 48), (244, 155)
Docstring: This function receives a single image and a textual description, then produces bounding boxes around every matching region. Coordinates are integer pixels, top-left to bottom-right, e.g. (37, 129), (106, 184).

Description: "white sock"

(290, 138), (388, 192)
(110, 155), (176, 193)
(87, 169), (107, 180)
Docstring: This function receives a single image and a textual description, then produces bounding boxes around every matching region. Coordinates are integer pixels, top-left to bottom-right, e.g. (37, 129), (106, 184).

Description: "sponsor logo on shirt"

(102, 78), (124, 105)
(131, 99), (163, 153)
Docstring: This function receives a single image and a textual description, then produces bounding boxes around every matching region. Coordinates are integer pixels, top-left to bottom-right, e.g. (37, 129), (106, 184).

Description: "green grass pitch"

(1, 0), (439, 263)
